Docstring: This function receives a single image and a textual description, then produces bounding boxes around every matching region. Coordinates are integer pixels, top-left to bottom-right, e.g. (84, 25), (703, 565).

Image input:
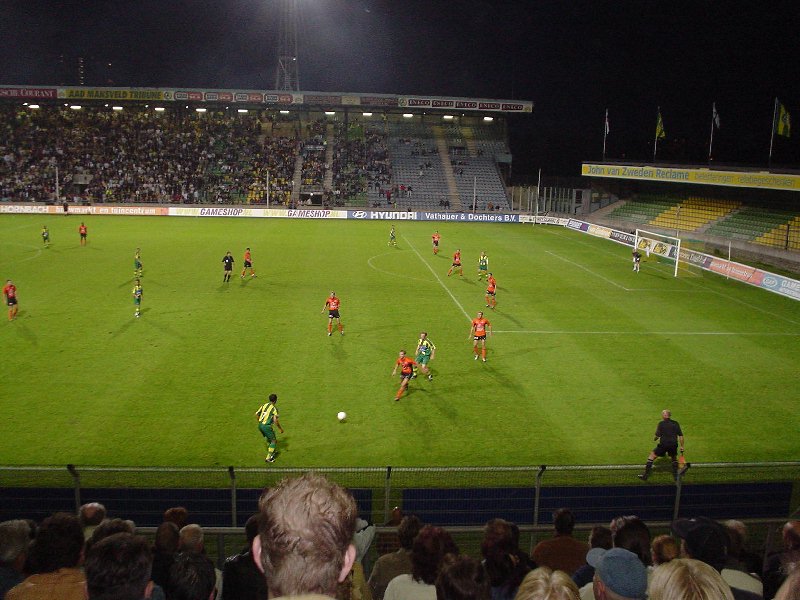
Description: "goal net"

(634, 229), (681, 277)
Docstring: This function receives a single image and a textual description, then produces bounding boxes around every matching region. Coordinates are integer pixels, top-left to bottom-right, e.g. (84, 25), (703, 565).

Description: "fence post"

(67, 464), (81, 514)
(673, 463), (691, 521)
(228, 466), (237, 527)
(383, 466), (393, 524)
(530, 465), (546, 554)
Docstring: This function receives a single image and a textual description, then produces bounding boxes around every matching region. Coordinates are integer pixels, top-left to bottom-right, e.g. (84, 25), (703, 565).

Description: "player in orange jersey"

(447, 249), (463, 277)
(78, 222), (88, 246)
(485, 273), (497, 309)
(469, 310), (492, 362)
(241, 247), (257, 278)
(322, 291), (344, 336)
(432, 231), (441, 255)
(3, 280), (19, 321)
(391, 350), (418, 401)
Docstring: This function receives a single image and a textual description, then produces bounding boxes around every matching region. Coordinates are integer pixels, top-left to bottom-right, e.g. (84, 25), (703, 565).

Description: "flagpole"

(769, 97), (778, 169)
(708, 104), (715, 162)
(602, 108), (608, 161)
(653, 106), (660, 162)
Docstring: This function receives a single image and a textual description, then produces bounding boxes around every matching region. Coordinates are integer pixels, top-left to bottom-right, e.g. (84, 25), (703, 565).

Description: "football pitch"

(1, 214), (799, 471)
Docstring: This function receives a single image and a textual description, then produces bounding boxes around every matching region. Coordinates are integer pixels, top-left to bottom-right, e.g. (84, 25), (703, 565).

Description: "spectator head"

(0, 519), (31, 572)
(27, 512), (84, 573)
(775, 568), (800, 600)
(516, 567), (579, 600)
(481, 518), (525, 588)
(398, 515), (423, 551)
(782, 521), (800, 551)
(648, 558), (733, 600)
(168, 551), (216, 600)
(722, 520), (746, 561)
(179, 524), (205, 554)
(255, 472), (357, 597)
(85, 532), (153, 600)
(79, 503), (107, 528)
(553, 509), (575, 535)
(651, 534), (679, 566)
(164, 507), (189, 529)
(610, 516), (652, 566)
(589, 526), (613, 550)
(244, 514), (261, 545)
(671, 518), (728, 572)
(412, 525), (459, 585)
(155, 521), (180, 554)
(587, 548), (647, 600)
(86, 518), (135, 554)
(435, 554), (490, 600)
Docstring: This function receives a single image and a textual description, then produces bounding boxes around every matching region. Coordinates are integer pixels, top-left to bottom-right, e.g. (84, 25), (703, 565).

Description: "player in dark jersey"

(638, 409), (685, 481)
(632, 250), (641, 273)
(222, 251), (234, 283)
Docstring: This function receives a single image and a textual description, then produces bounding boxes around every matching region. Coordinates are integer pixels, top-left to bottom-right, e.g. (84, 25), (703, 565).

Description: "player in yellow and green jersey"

(478, 251), (489, 279)
(256, 394), (285, 463)
(41, 225), (50, 247)
(132, 279), (143, 318)
(134, 248), (143, 278)
(413, 331), (435, 381)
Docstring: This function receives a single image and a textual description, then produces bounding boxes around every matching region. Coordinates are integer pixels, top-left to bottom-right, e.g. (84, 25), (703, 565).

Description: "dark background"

(2, 0), (799, 180)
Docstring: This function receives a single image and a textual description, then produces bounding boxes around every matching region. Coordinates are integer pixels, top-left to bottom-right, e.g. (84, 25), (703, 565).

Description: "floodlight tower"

(275, 0), (300, 91)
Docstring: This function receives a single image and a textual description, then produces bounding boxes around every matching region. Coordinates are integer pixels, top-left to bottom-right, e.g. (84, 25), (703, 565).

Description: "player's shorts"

(6, 297), (17, 306)
(244, 260), (252, 268)
(400, 372), (413, 380)
(42, 234), (49, 241)
(416, 354), (430, 365)
(433, 240), (439, 246)
(223, 265), (232, 271)
(474, 334), (486, 341)
(328, 309), (340, 319)
(259, 423), (276, 442)
(80, 233), (87, 239)
(135, 260), (142, 269)
(133, 297), (141, 306)
(653, 443), (678, 459)
(452, 262), (461, 268)
(486, 290), (496, 296)
(479, 265), (488, 271)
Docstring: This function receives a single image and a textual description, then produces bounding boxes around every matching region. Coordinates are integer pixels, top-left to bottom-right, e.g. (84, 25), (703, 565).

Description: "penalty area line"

(545, 250), (631, 291)
(403, 235), (471, 321)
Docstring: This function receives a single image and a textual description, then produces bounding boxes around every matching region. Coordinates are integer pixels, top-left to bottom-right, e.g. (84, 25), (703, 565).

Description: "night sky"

(2, 0), (799, 180)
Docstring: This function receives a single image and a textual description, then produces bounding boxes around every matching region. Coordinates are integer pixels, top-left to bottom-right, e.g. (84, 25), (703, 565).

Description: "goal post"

(634, 229), (681, 277)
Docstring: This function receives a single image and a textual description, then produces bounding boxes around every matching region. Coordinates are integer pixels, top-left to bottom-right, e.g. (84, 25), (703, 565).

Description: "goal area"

(635, 229), (681, 277)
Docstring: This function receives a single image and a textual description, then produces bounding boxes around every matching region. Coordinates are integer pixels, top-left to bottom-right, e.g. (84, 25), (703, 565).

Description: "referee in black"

(638, 409), (685, 481)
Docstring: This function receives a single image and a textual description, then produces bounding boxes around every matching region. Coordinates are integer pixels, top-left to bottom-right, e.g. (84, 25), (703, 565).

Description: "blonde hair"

(649, 558), (733, 600)
(515, 567), (579, 600)
(259, 472), (357, 597)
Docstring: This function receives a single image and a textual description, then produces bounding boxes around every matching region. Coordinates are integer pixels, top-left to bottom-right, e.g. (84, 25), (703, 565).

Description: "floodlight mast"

(275, 0), (300, 91)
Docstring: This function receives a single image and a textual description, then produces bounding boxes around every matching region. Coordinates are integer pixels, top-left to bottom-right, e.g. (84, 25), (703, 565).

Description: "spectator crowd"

(1, 473), (798, 600)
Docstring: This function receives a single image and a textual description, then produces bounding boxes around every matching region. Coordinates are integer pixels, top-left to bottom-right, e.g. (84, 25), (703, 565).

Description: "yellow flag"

(656, 110), (666, 139)
(777, 103), (791, 138)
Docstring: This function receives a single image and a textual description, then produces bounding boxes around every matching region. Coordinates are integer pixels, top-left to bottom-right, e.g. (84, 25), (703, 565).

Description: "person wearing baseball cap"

(670, 517), (762, 600)
(586, 547), (647, 600)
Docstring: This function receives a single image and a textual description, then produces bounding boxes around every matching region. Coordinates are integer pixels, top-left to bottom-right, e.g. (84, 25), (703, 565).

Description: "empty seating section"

(606, 194), (679, 224)
(648, 196), (740, 232)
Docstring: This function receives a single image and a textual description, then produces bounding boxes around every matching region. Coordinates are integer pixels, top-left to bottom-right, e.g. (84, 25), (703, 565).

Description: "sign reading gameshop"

(347, 210), (519, 222)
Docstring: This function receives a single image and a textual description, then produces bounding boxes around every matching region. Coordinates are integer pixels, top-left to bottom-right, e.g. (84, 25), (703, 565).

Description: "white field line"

(545, 250), (631, 291)
(403, 235), (471, 321)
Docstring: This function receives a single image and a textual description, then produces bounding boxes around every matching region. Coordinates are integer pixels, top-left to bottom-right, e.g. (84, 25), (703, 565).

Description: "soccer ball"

(337, 411), (347, 422)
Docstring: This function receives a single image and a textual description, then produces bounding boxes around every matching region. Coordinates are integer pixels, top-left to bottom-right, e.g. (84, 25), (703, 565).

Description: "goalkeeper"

(413, 332), (436, 381)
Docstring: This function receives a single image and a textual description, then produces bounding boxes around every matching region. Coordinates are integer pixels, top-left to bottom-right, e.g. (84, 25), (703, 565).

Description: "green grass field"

(1, 214), (799, 471)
